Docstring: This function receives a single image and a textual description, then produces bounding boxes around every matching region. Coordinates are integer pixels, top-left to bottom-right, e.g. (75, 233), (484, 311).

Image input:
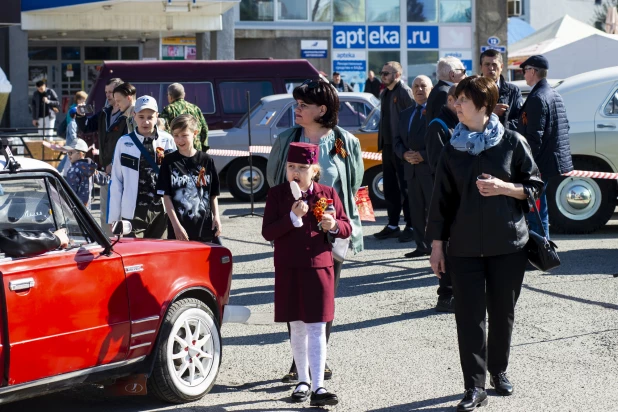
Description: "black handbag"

(524, 187), (560, 271)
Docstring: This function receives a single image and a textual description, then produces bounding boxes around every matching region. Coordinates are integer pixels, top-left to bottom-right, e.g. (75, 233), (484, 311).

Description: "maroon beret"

(287, 142), (319, 165)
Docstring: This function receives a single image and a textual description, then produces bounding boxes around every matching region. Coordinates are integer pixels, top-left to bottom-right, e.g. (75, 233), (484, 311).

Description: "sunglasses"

(379, 71), (394, 76)
(452, 69), (466, 73)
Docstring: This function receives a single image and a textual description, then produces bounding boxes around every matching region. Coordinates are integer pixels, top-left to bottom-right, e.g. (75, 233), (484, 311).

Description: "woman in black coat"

(427, 76), (544, 412)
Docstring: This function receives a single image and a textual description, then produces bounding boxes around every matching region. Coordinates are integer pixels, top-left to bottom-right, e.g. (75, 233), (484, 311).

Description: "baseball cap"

(134, 95), (159, 113)
(69, 106), (77, 116)
(519, 55), (549, 70)
(63, 138), (89, 153)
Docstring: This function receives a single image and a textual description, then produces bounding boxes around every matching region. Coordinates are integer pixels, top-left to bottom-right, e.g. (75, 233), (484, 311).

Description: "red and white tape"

(563, 170), (618, 180)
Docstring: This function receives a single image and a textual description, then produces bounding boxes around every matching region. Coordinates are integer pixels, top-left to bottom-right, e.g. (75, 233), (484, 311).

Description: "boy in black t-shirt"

(156, 114), (222, 243)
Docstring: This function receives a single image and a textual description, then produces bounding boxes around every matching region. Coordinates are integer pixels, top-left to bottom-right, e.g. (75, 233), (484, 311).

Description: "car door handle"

(9, 278), (35, 291)
(597, 124), (616, 129)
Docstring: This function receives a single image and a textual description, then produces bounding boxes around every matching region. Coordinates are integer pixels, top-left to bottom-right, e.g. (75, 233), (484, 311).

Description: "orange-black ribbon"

(330, 137), (348, 159)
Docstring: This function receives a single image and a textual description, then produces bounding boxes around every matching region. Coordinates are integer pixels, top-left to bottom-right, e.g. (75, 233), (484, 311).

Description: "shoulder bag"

(524, 187), (560, 271)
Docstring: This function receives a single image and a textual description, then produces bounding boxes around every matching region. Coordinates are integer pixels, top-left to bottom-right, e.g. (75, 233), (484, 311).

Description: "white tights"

(289, 321), (327, 393)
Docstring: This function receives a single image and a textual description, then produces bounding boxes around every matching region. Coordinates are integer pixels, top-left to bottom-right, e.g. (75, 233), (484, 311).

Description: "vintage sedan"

(0, 155), (236, 404)
(209, 92), (379, 201)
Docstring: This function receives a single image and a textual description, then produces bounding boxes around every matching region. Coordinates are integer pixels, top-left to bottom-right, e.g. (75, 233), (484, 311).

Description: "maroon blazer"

(262, 182), (352, 269)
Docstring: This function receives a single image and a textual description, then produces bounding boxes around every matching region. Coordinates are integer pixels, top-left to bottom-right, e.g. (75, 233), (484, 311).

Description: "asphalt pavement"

(5, 191), (618, 412)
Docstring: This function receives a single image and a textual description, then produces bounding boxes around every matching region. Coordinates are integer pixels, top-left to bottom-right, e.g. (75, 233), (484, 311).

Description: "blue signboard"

(367, 25), (400, 49)
(480, 45), (506, 53)
(462, 60), (473, 73)
(406, 26), (439, 49)
(487, 36), (501, 46)
(333, 59), (367, 72)
(22, 0), (105, 11)
(333, 25), (366, 49)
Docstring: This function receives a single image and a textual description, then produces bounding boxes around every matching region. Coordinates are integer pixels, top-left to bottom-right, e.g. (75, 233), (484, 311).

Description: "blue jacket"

(517, 78), (573, 179)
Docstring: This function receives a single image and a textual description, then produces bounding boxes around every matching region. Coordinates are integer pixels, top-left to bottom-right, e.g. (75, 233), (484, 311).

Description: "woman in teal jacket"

(267, 78), (364, 383)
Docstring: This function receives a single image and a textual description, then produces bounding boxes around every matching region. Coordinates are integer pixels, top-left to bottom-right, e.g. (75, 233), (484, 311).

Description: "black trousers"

(449, 250), (527, 389)
(287, 259), (342, 373)
(406, 173), (434, 250)
(382, 144), (411, 227)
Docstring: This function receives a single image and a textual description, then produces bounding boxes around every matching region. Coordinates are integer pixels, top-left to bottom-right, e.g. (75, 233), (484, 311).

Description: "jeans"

(528, 182), (549, 240)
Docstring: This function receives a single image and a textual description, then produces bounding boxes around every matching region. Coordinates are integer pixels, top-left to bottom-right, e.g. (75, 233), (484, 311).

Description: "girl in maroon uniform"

(262, 142), (351, 407)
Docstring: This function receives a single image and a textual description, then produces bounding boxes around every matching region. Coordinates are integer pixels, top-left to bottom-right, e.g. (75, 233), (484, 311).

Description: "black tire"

(226, 157), (269, 201)
(148, 298), (221, 404)
(362, 166), (385, 209)
(547, 158), (618, 234)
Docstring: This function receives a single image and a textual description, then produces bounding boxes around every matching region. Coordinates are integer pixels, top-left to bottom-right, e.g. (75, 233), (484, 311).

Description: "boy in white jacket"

(108, 95), (177, 238)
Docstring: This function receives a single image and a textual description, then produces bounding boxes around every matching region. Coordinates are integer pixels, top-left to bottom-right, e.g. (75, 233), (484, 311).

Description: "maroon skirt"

(274, 266), (335, 323)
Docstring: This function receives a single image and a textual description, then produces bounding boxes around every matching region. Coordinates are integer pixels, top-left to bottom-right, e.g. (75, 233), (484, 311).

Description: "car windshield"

(236, 101), (265, 128)
(361, 104), (380, 131)
(369, 95), (380, 107)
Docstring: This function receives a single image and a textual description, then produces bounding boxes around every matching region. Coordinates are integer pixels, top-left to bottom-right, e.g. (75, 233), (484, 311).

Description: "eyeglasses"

(379, 71), (394, 76)
(452, 69), (466, 73)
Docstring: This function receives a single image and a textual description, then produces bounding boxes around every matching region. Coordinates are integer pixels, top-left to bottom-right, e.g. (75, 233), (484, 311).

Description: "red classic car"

(0, 155), (234, 404)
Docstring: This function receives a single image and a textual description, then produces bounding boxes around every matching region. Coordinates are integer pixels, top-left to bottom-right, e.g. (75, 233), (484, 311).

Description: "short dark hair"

(113, 82), (136, 97)
(479, 48), (503, 65)
(332, 72), (340, 76)
(106, 77), (123, 86)
(454, 75), (498, 116)
(293, 79), (339, 129)
(35, 80), (46, 88)
(170, 114), (198, 133)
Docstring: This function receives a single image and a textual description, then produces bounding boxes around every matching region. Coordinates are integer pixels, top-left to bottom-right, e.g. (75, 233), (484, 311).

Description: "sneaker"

(374, 225), (401, 240)
(398, 226), (415, 242)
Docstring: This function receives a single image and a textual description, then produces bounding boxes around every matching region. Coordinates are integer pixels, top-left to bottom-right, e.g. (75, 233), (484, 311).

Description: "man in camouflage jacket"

(159, 83), (209, 151)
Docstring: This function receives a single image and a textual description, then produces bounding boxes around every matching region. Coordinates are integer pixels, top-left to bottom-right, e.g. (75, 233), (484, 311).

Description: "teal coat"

(267, 126), (364, 254)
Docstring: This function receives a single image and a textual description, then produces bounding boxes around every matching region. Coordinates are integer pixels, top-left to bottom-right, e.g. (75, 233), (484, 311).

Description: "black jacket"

(30, 89), (60, 120)
(393, 105), (430, 179)
(364, 77), (381, 98)
(496, 75), (523, 130)
(425, 80), (451, 125)
(378, 80), (415, 151)
(331, 80), (353, 92)
(76, 105), (128, 168)
(517, 78), (573, 179)
(427, 129), (544, 258)
(425, 105), (458, 174)
(0, 229), (61, 258)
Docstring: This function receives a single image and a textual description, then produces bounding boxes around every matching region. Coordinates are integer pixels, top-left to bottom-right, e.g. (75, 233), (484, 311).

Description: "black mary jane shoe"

(490, 372), (514, 396)
(291, 382), (311, 403)
(310, 387), (339, 407)
(457, 387), (488, 412)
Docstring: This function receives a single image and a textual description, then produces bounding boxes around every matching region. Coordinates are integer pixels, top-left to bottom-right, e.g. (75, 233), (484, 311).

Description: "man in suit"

(480, 49), (523, 130)
(394, 75), (433, 258)
(425, 56), (466, 124)
(517, 55), (573, 239)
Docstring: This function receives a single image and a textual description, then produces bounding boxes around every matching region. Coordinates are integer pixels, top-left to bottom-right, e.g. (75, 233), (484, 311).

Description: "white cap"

(134, 95), (158, 113)
(63, 138), (89, 153)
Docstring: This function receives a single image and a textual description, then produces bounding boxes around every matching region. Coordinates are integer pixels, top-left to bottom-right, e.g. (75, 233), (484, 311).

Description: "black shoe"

(490, 372), (514, 396)
(398, 226), (415, 243)
(436, 296), (455, 313)
(291, 382), (311, 403)
(310, 388), (339, 407)
(324, 365), (332, 380)
(457, 387), (488, 412)
(404, 248), (431, 258)
(281, 371), (298, 383)
(374, 225), (401, 240)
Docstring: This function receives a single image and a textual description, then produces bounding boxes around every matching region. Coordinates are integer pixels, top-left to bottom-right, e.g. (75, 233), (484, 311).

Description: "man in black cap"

(517, 55), (573, 239)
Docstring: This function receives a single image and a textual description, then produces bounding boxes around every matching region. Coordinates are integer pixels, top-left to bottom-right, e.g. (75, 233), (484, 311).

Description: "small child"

(108, 95), (177, 238)
(156, 114), (221, 243)
(261, 142), (351, 407)
(64, 138), (98, 208)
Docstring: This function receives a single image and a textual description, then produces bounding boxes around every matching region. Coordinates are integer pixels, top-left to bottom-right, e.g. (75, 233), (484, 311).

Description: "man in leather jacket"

(480, 49), (522, 130)
(0, 228), (69, 258)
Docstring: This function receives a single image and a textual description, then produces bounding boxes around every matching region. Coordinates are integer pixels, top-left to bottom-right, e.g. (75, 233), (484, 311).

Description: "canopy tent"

(507, 15), (618, 79)
(508, 17), (535, 45)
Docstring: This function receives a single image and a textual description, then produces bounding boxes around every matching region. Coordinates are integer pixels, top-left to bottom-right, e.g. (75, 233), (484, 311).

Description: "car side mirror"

(111, 220), (132, 236)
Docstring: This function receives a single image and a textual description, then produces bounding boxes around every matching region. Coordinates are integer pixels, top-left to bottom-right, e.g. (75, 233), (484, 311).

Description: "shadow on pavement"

(523, 284), (618, 310)
(542, 248), (618, 276)
(367, 393), (461, 411)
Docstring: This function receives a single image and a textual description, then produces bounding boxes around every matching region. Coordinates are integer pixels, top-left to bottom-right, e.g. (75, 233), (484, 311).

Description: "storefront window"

(220, 81), (274, 114)
(407, 0), (437, 22)
(439, 0), (471, 22)
(121, 47), (139, 60)
(61, 47), (80, 61)
(407, 51), (439, 84)
(367, 0), (399, 22)
(85, 47), (119, 60)
(29, 47), (58, 61)
(61, 63), (81, 82)
(334, 0), (365, 22)
(240, 0), (274, 21)
(278, 0), (308, 19)
(368, 51), (400, 78)
(311, 0), (332, 21)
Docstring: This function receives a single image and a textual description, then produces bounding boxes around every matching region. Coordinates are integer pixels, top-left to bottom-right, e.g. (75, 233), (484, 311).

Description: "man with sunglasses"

(517, 55), (573, 240)
(425, 57), (467, 125)
(375, 61), (415, 242)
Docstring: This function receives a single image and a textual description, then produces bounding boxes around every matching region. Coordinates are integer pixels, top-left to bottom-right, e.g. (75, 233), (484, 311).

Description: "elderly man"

(425, 56), (466, 124)
(517, 55), (573, 239)
(480, 49), (523, 129)
(394, 75), (433, 259)
(375, 61), (415, 242)
(160, 83), (209, 151)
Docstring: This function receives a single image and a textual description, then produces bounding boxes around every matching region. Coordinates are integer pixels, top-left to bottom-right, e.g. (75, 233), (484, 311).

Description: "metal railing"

(0, 128), (64, 163)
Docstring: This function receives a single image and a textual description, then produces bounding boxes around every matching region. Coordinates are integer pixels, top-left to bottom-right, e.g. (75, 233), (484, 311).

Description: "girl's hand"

(173, 223), (190, 241)
(212, 215), (222, 237)
(320, 214), (337, 231)
(477, 174), (506, 197)
(292, 200), (308, 218)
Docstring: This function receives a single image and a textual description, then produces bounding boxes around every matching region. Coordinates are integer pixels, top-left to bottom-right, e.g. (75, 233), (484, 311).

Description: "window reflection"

(439, 0), (471, 22)
(367, 0), (400, 22)
(240, 0), (274, 21)
(407, 0), (437, 22)
(334, 0), (365, 22)
(407, 51), (439, 85)
(311, 0), (332, 21)
(278, 0), (308, 20)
